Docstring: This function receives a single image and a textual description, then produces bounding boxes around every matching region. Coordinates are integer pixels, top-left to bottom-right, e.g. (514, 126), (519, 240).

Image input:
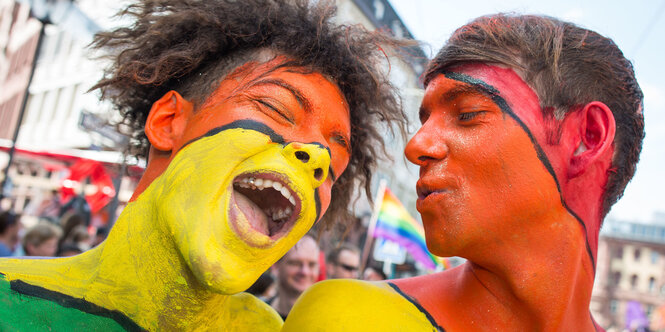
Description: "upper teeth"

(238, 177), (296, 206)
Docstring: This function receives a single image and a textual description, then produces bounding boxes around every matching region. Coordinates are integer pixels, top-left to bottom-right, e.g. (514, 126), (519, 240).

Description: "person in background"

(0, 211), (20, 257)
(61, 225), (91, 252)
(363, 264), (387, 281)
(326, 243), (360, 279)
(22, 223), (62, 257)
(57, 243), (84, 257)
(91, 226), (109, 248)
(246, 271), (276, 302)
(268, 234), (320, 320)
(57, 211), (86, 248)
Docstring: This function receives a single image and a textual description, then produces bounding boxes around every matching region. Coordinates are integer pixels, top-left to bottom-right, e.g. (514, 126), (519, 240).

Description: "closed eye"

(458, 111), (485, 122)
(253, 98), (294, 124)
(331, 134), (350, 154)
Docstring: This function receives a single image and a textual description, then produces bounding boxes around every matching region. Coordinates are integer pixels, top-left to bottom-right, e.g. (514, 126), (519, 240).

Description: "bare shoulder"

(282, 279), (440, 331)
(223, 292), (283, 331)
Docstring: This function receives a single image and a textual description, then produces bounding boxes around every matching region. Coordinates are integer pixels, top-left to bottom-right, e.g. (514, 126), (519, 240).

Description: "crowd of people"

(0, 202), (108, 258)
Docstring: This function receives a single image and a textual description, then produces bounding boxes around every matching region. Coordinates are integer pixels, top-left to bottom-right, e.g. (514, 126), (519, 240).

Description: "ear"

(568, 102), (616, 178)
(145, 91), (193, 152)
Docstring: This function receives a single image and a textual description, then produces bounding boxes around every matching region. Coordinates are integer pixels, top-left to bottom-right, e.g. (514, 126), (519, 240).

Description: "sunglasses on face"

(338, 263), (358, 272)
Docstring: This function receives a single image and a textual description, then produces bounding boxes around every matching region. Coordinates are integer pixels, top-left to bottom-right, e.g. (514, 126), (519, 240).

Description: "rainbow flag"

(372, 187), (440, 270)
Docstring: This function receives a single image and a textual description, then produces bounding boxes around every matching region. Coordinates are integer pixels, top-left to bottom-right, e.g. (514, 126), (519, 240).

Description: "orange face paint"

(174, 58), (351, 214)
(405, 64), (594, 267)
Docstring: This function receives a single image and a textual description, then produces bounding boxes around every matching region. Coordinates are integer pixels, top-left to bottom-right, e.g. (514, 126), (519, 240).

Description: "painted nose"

(405, 123), (449, 166)
(282, 143), (330, 188)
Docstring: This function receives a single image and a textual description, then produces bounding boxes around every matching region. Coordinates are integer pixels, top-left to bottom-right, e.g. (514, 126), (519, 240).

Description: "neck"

(129, 148), (170, 201)
(560, 166), (608, 262)
(90, 200), (232, 329)
(459, 210), (597, 330)
(0, 194), (230, 330)
(401, 208), (599, 331)
(273, 288), (302, 316)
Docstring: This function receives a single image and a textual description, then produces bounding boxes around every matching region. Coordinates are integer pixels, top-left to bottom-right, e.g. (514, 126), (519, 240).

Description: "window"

(634, 249), (641, 261)
(610, 300), (618, 314)
(615, 247), (624, 259)
(631, 275), (638, 289)
(651, 251), (659, 264)
(613, 272), (622, 286)
(649, 277), (656, 292)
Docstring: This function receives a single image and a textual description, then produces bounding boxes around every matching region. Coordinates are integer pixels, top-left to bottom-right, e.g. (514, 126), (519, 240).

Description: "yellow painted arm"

(222, 292), (283, 331)
(282, 279), (438, 331)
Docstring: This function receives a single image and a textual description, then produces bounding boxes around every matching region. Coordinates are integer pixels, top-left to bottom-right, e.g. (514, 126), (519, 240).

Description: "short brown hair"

(424, 14), (644, 217)
(22, 223), (62, 251)
(327, 242), (360, 264)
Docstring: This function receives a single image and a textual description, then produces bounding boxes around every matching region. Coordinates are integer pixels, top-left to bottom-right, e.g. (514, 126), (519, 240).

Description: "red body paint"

(397, 64), (609, 331)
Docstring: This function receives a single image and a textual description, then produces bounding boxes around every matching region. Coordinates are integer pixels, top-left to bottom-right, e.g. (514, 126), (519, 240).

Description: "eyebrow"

(439, 84), (494, 103)
(248, 77), (350, 180)
(249, 78), (312, 113)
(419, 79), (499, 121)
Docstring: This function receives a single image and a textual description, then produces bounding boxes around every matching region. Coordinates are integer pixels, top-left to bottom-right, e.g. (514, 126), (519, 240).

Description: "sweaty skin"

(0, 59), (351, 330)
(285, 64), (607, 331)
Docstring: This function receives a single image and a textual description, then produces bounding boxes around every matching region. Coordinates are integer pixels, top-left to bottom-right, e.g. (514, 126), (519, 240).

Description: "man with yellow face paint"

(284, 14), (644, 331)
(0, 0), (408, 330)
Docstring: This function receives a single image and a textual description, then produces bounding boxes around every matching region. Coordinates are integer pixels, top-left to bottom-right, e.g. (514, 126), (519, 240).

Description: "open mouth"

(232, 173), (301, 238)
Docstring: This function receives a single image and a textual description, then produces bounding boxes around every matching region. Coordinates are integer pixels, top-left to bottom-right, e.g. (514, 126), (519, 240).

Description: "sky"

(389, 0), (665, 223)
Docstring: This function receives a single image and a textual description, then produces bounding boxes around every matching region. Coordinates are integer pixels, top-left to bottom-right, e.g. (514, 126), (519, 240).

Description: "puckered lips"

(230, 172), (302, 244)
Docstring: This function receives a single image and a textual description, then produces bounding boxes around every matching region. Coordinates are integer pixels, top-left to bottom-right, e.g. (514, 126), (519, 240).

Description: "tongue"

(233, 189), (270, 235)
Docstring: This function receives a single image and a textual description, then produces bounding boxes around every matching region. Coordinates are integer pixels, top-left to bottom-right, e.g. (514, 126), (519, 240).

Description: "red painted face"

(174, 58), (352, 216)
(405, 64), (575, 259)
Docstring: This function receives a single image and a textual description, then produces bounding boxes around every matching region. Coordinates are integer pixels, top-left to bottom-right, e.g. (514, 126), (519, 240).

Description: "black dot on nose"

(295, 150), (310, 163)
(314, 168), (323, 181)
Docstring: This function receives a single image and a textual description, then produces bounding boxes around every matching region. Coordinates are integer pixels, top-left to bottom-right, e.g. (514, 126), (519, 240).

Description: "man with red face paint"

(284, 14), (644, 331)
(0, 0), (409, 330)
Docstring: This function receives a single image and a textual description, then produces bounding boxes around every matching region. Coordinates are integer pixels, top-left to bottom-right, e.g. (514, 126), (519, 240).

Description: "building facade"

(0, 0), (138, 219)
(592, 217), (665, 330)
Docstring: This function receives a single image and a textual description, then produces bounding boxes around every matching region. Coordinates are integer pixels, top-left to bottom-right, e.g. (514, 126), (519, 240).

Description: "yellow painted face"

(142, 59), (351, 294)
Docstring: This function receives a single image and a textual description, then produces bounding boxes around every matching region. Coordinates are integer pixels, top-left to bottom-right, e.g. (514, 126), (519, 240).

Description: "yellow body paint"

(283, 279), (439, 331)
(0, 126), (328, 330)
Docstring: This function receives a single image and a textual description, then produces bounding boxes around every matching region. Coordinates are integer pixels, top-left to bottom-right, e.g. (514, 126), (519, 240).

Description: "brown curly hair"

(424, 14), (644, 218)
(91, 0), (409, 227)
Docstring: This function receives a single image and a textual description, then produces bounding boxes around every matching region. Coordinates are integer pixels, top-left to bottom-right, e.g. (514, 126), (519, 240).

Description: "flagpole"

(359, 179), (387, 274)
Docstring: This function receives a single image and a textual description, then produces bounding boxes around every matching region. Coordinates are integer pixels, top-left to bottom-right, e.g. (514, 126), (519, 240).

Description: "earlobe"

(145, 91), (193, 152)
(568, 102), (616, 178)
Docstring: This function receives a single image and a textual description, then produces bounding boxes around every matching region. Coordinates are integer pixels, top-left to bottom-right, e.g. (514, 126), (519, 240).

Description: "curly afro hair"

(91, 0), (409, 227)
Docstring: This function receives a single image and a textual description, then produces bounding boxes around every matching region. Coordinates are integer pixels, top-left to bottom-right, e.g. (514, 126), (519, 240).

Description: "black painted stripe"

(180, 119), (285, 152)
(314, 190), (321, 222)
(590, 311), (599, 332)
(444, 71), (596, 271)
(388, 282), (446, 331)
(304, 141), (335, 182)
(10, 279), (144, 331)
(180, 121), (340, 182)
